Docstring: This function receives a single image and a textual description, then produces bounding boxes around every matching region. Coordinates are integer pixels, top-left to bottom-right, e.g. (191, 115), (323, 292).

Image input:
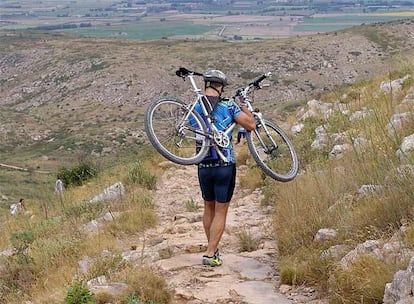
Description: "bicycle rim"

(144, 98), (209, 165)
(247, 119), (299, 182)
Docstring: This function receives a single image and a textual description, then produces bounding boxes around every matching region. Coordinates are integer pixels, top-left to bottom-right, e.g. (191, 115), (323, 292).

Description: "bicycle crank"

(214, 131), (230, 148)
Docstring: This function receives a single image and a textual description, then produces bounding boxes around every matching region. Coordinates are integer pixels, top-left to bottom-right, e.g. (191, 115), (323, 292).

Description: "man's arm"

(235, 105), (255, 131)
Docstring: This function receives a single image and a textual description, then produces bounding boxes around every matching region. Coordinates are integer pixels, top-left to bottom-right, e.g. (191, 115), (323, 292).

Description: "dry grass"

(268, 66), (414, 301)
(328, 255), (396, 304)
(0, 152), (170, 303)
(238, 229), (261, 252)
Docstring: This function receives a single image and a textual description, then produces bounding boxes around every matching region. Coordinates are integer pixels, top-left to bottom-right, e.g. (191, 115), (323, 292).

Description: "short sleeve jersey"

(194, 97), (242, 164)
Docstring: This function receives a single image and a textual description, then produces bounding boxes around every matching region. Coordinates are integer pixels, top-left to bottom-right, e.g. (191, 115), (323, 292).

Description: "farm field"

(1, 0), (414, 39)
(60, 11), (414, 40)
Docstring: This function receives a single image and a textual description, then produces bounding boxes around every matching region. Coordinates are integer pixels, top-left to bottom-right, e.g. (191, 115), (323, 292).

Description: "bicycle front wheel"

(145, 97), (210, 165)
(246, 119), (299, 182)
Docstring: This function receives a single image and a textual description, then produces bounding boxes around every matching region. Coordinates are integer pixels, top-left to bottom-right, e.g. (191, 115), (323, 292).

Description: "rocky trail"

(136, 161), (324, 304)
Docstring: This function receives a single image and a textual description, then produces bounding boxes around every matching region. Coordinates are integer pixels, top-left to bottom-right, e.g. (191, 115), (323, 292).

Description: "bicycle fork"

(254, 114), (279, 155)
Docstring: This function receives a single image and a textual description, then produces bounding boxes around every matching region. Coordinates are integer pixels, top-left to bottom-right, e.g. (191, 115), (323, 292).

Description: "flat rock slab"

(156, 253), (291, 304)
(233, 281), (292, 304)
(230, 256), (275, 280)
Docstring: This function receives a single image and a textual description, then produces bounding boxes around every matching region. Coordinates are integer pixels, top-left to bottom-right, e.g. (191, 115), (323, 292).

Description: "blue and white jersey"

(194, 97), (242, 164)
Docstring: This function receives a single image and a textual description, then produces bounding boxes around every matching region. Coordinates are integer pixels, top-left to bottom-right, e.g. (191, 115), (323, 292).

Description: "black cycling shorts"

(198, 164), (236, 203)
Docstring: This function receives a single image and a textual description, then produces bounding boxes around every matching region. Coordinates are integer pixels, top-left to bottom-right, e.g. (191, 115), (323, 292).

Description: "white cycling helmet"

(203, 69), (228, 86)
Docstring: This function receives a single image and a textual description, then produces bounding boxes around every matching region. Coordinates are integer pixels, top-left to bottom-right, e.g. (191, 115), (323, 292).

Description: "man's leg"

(205, 202), (230, 257)
(203, 200), (215, 242)
(236, 132), (241, 144)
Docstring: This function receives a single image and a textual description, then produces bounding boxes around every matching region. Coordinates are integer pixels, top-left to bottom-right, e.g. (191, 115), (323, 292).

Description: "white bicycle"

(144, 67), (299, 182)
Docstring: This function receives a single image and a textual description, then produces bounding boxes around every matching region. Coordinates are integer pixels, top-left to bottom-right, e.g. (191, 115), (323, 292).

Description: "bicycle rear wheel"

(246, 119), (299, 182)
(145, 97), (210, 165)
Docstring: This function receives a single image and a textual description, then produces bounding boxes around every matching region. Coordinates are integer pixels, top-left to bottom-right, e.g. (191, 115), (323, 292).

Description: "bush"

(58, 161), (98, 187)
(64, 281), (95, 304)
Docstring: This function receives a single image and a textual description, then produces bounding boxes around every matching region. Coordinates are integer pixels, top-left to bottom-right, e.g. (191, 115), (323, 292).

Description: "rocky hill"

(1, 19), (414, 163)
(1, 18), (414, 303)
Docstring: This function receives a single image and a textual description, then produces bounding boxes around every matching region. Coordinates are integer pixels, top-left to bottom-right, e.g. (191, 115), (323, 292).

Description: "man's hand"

(235, 95), (247, 107)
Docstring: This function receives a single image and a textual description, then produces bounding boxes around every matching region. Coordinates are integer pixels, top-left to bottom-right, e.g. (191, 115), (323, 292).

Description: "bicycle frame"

(177, 70), (274, 163)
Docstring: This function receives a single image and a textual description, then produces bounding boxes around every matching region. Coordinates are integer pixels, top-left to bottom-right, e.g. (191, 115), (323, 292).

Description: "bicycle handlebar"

(249, 72), (272, 87)
(176, 67), (203, 78)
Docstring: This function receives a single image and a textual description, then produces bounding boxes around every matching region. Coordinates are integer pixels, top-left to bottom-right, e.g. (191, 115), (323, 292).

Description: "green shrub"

(64, 281), (95, 304)
(10, 230), (35, 263)
(127, 161), (157, 190)
(58, 161), (98, 187)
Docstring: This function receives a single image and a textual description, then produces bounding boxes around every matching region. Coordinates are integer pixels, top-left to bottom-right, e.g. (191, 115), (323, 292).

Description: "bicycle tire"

(246, 119), (299, 182)
(145, 97), (210, 165)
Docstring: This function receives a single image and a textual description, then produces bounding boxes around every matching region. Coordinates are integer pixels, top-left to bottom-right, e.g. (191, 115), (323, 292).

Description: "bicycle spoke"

(146, 99), (209, 163)
(247, 120), (298, 181)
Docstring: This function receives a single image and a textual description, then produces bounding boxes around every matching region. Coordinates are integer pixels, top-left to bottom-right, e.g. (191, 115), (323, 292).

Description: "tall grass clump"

(105, 196), (156, 236)
(117, 266), (171, 304)
(328, 255), (396, 304)
(267, 68), (414, 301)
(292, 117), (329, 166)
(0, 230), (37, 302)
(127, 161), (157, 190)
(238, 229), (260, 252)
(238, 166), (265, 190)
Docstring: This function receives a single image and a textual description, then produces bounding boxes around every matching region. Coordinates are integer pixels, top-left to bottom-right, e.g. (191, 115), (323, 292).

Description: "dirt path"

(132, 161), (320, 304)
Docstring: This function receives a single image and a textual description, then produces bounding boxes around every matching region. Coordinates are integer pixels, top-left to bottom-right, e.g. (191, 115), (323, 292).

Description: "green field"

(63, 21), (215, 39)
(303, 15), (411, 23)
(293, 14), (414, 32)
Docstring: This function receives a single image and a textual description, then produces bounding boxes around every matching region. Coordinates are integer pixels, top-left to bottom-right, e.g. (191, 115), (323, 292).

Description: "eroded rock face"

(383, 256), (414, 304)
(380, 75), (412, 94)
(397, 134), (414, 163)
(88, 182), (125, 203)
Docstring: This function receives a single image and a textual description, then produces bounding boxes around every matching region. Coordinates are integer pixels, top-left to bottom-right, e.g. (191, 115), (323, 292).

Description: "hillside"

(1, 19), (414, 169)
(1, 18), (414, 304)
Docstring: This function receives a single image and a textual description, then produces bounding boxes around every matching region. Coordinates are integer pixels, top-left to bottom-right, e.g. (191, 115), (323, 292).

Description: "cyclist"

(195, 69), (255, 266)
(236, 126), (247, 144)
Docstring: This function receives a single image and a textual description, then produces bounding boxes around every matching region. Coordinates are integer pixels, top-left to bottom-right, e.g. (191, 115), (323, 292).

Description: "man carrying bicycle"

(195, 69), (255, 266)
